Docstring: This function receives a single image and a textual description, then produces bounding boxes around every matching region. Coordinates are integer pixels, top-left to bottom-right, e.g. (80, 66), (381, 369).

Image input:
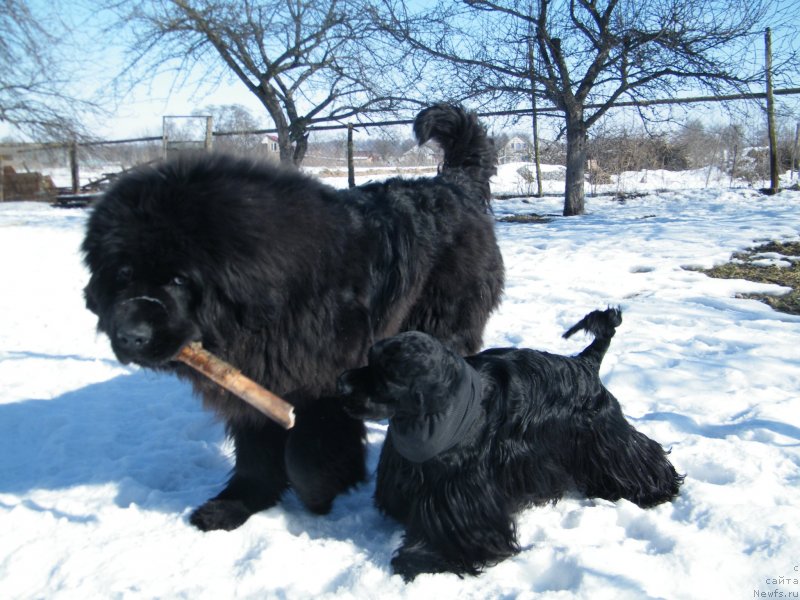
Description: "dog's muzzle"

(111, 295), (172, 363)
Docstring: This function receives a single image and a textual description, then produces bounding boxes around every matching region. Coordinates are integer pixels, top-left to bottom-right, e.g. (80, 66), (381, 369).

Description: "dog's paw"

(391, 545), (475, 582)
(391, 551), (429, 582)
(189, 499), (253, 531)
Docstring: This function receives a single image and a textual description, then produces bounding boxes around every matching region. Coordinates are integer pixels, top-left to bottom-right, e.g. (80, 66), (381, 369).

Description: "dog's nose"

(116, 322), (154, 351)
(336, 372), (354, 396)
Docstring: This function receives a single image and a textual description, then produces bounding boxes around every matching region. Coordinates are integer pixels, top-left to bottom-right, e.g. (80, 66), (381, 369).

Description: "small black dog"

(337, 308), (683, 581)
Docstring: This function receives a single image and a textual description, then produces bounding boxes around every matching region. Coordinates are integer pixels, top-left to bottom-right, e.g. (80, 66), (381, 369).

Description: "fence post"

(792, 122), (799, 182)
(729, 142), (739, 188)
(204, 116), (213, 151)
(765, 28), (780, 194)
(527, 34), (543, 197)
(162, 116), (168, 159)
(347, 124), (355, 188)
(70, 141), (79, 194)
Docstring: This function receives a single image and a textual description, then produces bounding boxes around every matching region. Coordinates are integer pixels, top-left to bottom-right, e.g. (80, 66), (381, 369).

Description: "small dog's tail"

(563, 308), (623, 372)
(413, 104), (497, 207)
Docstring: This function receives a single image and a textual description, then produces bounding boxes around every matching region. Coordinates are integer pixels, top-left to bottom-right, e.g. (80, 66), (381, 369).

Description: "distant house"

(501, 136), (531, 163)
(261, 135), (281, 160)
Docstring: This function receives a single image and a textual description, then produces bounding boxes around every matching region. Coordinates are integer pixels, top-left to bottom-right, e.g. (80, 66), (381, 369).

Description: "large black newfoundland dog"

(338, 309), (683, 580)
(82, 104), (504, 531)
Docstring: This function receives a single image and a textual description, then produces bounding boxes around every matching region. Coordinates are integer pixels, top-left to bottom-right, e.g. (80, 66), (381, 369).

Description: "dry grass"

(699, 241), (800, 315)
(497, 213), (554, 224)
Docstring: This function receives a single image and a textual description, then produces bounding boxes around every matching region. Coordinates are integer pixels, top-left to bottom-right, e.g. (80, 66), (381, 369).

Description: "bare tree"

(0, 0), (96, 140)
(376, 0), (797, 215)
(108, 0), (414, 165)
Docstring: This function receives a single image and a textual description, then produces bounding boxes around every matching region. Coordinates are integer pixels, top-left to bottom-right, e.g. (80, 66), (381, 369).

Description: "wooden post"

(765, 28), (780, 194)
(705, 136), (721, 188)
(204, 116), (213, 151)
(347, 124), (355, 188)
(729, 142), (739, 188)
(69, 141), (79, 194)
(528, 36), (543, 197)
(162, 116), (169, 159)
(792, 122), (799, 182)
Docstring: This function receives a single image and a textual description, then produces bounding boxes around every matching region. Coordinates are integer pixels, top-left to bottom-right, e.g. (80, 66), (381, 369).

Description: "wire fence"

(1, 87), (799, 202)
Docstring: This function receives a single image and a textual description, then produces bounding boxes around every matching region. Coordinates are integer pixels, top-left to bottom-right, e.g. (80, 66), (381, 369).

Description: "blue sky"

(4, 0), (799, 142)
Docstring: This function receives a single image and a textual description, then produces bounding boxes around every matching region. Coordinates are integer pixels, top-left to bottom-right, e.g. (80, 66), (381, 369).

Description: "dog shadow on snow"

(638, 412), (800, 447)
(0, 361), (393, 542)
(0, 366), (221, 512)
(2, 355), (798, 555)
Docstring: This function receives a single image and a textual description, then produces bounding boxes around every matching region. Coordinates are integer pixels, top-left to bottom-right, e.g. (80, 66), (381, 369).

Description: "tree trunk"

(564, 115), (587, 216)
(292, 133), (309, 166)
(276, 129), (295, 165)
(274, 124), (308, 166)
(256, 85), (298, 166)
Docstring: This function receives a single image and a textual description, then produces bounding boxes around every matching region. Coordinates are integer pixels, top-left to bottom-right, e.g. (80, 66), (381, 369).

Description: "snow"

(1, 166), (800, 599)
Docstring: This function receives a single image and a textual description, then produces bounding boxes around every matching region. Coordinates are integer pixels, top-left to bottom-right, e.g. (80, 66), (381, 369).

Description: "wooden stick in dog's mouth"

(176, 342), (295, 429)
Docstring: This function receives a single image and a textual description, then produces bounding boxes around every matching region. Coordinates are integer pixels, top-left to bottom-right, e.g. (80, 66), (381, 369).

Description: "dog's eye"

(170, 275), (188, 287)
(117, 266), (133, 283)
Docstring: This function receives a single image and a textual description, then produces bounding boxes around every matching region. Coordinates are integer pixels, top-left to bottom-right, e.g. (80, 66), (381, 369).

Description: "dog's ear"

(393, 388), (426, 417)
(83, 280), (98, 314)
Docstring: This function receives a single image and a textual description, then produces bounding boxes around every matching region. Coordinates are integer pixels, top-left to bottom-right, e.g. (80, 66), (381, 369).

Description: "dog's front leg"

(190, 419), (289, 531)
(391, 473), (521, 581)
(391, 531), (466, 582)
(285, 402), (367, 514)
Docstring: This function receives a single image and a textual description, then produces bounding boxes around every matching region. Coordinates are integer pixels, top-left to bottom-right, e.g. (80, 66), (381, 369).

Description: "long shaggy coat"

(81, 104), (504, 531)
(337, 309), (684, 580)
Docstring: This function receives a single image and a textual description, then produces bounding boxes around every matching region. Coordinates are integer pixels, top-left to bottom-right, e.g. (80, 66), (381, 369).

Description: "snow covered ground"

(1, 165), (799, 599)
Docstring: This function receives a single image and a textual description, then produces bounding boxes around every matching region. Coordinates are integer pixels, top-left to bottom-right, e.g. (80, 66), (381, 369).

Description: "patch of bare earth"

(698, 241), (800, 315)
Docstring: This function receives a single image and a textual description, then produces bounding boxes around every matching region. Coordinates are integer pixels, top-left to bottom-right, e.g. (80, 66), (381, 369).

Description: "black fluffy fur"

(81, 104), (504, 531)
(337, 308), (684, 581)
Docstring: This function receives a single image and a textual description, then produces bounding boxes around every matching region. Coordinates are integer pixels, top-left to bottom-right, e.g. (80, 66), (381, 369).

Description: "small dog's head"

(337, 331), (464, 420)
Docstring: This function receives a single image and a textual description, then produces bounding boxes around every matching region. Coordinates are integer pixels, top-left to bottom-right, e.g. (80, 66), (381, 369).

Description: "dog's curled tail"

(563, 307), (623, 372)
(413, 104), (497, 207)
